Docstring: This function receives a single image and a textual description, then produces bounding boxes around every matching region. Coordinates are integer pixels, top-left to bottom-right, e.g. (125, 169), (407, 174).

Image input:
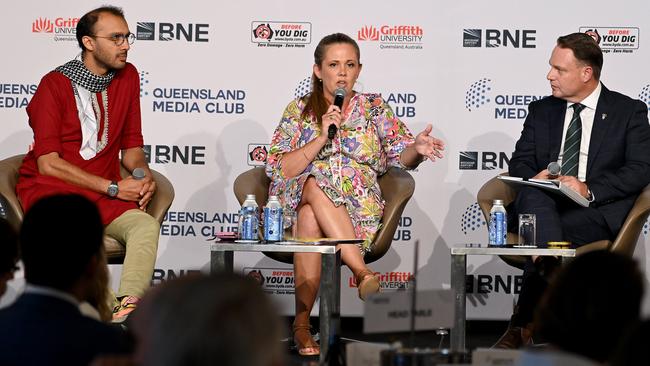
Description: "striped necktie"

(560, 103), (586, 176)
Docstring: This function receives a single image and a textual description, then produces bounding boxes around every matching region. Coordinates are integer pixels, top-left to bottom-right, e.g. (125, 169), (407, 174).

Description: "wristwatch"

(107, 181), (119, 197)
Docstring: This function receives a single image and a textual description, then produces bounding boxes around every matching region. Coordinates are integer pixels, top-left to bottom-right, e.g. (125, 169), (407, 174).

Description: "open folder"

(497, 176), (590, 207)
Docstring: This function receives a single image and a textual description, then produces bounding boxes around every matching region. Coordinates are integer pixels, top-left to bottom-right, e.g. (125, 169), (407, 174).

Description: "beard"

(91, 48), (128, 74)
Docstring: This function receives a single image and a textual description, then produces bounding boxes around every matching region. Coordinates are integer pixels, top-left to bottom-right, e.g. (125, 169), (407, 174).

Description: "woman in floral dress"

(266, 33), (444, 356)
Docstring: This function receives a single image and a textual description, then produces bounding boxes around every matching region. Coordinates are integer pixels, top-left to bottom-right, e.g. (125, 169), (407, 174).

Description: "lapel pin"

(602, 113), (607, 120)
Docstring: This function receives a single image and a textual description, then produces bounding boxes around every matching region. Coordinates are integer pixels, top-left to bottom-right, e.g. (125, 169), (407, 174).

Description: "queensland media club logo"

(138, 71), (246, 115)
(465, 78), (545, 120)
(139, 71), (150, 98)
(31, 17), (79, 41)
(465, 78), (491, 111)
(639, 84), (650, 111)
(462, 29), (536, 48)
(580, 27), (639, 54)
(459, 151), (510, 171)
(251, 21), (311, 48)
(357, 25), (423, 50)
(136, 21), (209, 42)
(0, 83), (37, 109)
(461, 202), (486, 235)
(248, 144), (269, 166)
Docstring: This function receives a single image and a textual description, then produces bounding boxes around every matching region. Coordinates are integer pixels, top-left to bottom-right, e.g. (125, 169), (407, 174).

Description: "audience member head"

(76, 5), (126, 52)
(535, 251), (644, 363)
(20, 194), (104, 294)
(0, 218), (18, 296)
(131, 273), (284, 366)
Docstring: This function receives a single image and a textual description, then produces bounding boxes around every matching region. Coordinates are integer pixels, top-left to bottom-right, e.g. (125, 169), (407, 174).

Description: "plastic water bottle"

(238, 194), (259, 241)
(263, 196), (283, 242)
(489, 199), (507, 246)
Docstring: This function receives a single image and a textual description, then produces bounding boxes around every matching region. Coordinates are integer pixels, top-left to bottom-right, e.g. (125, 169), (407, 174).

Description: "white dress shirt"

(557, 82), (602, 182)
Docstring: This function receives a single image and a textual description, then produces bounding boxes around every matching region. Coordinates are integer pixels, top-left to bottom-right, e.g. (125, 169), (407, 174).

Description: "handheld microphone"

(132, 168), (146, 180)
(547, 161), (561, 177)
(327, 88), (346, 139)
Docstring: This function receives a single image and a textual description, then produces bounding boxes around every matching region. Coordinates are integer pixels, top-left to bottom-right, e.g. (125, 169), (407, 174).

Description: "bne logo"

(459, 151), (510, 170)
(137, 22), (209, 42)
(143, 144), (206, 165)
(463, 29), (536, 48)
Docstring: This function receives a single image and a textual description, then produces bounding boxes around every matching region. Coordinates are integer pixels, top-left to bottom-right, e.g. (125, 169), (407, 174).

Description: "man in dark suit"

(0, 195), (132, 365)
(494, 33), (650, 348)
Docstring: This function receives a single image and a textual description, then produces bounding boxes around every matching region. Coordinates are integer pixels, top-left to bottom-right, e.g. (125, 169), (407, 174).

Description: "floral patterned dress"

(266, 93), (415, 251)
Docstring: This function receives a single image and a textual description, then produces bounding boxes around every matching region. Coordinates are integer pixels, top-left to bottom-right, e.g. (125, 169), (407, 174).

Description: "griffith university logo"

(638, 84), (650, 111)
(465, 78), (492, 111)
(461, 202), (486, 235)
(32, 18), (54, 33)
(357, 25), (423, 50)
(358, 26), (379, 41)
(31, 16), (79, 41)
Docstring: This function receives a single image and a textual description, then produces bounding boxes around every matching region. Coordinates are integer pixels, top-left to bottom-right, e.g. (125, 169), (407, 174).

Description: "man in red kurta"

(17, 5), (159, 322)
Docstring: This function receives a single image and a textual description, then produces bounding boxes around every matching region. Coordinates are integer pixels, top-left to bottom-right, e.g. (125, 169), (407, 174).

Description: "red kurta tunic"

(17, 63), (144, 225)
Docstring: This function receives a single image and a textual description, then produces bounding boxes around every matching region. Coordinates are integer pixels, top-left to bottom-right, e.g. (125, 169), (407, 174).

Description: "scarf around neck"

(55, 59), (115, 93)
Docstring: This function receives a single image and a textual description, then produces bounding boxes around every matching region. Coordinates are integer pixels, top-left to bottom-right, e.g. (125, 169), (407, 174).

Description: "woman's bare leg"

(292, 203), (323, 354)
(301, 177), (370, 275)
(293, 203), (323, 327)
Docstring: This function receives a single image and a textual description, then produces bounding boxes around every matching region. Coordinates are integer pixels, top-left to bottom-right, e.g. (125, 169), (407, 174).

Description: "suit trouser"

(509, 187), (613, 327)
(105, 209), (160, 301)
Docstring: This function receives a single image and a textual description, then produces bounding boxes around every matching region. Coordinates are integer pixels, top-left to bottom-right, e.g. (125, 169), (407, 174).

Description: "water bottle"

(489, 199), (507, 246)
(263, 195), (283, 242)
(238, 194), (259, 241)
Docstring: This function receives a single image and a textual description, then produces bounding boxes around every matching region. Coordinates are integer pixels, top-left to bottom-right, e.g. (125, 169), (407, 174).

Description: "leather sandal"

(356, 269), (380, 301)
(292, 323), (320, 356)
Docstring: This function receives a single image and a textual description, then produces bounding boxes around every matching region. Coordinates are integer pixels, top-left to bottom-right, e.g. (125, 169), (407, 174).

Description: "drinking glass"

(518, 213), (536, 246)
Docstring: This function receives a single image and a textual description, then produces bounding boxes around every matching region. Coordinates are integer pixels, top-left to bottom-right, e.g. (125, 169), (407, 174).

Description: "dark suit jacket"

(509, 85), (650, 234)
(0, 293), (131, 366)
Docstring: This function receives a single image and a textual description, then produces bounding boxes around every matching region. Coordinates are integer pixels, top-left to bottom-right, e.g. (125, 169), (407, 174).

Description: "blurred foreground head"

(0, 218), (19, 296)
(20, 194), (103, 291)
(132, 273), (284, 366)
(535, 250), (644, 363)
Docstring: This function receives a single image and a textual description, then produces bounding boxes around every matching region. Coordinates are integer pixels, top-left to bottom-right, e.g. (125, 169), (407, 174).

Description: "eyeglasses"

(91, 32), (136, 46)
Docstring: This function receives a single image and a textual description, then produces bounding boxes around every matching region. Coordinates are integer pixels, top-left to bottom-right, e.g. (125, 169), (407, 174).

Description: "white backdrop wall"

(2, 0), (649, 319)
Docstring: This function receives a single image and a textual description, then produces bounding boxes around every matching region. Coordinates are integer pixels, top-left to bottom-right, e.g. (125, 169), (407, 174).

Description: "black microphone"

(547, 161), (561, 177)
(327, 88), (346, 139)
(132, 168), (146, 180)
